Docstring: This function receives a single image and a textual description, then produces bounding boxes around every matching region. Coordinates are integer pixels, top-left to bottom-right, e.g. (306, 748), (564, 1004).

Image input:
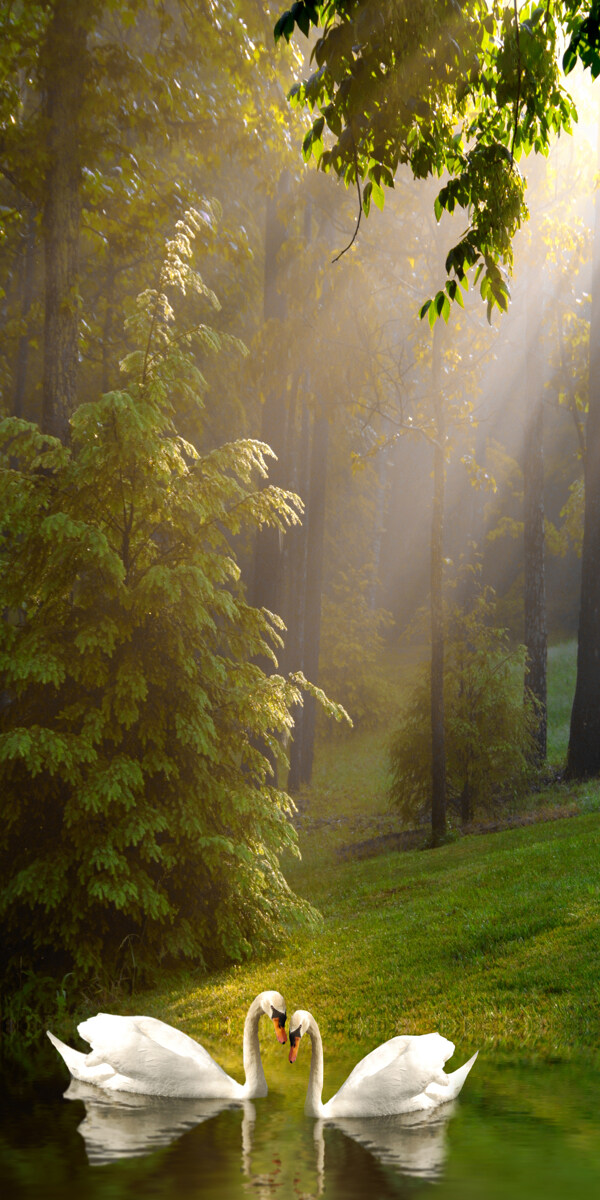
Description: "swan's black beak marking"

(288, 1026), (301, 1063)
(271, 1006), (287, 1044)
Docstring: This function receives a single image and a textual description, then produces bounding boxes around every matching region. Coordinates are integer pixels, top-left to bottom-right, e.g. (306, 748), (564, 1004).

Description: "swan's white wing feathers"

(77, 1013), (237, 1098)
(327, 1033), (456, 1118)
(331, 1035), (412, 1091)
(126, 1016), (219, 1070)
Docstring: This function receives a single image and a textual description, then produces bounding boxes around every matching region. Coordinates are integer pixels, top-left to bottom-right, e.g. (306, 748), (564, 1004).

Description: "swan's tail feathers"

(444, 1051), (478, 1100)
(47, 1030), (86, 1075)
(47, 1030), (115, 1086)
(424, 1050), (478, 1104)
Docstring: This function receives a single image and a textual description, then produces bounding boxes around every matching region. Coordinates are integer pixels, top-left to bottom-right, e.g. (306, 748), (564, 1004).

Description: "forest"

(1, 0), (600, 1017)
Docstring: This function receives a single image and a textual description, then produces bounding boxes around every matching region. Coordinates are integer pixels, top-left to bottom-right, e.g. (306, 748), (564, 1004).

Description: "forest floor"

(284, 638), (599, 865)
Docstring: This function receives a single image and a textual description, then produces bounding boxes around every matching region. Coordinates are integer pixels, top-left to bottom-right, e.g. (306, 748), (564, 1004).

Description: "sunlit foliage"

(0, 217), (349, 988)
(274, 2), (590, 322)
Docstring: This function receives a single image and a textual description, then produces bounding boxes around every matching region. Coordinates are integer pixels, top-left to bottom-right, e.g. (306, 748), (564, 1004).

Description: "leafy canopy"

(274, 2), (598, 322)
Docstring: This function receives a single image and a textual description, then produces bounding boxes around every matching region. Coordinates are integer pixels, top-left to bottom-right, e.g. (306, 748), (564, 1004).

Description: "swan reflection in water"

(64, 1080), (455, 1190)
(63, 1079), (256, 1167)
(318, 1100), (457, 1184)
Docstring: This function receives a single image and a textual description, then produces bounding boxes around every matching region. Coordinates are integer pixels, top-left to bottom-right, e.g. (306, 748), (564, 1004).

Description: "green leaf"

(274, 10), (295, 43)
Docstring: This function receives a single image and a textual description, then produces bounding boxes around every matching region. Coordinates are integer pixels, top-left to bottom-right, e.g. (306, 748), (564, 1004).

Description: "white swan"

(288, 1009), (477, 1118)
(47, 990), (287, 1100)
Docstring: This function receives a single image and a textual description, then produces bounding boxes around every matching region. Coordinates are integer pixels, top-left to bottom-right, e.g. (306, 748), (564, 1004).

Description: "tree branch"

(331, 135), (363, 263)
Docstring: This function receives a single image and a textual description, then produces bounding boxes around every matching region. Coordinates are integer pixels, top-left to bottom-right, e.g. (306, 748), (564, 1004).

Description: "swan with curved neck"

(288, 1009), (477, 1118)
(47, 991), (287, 1100)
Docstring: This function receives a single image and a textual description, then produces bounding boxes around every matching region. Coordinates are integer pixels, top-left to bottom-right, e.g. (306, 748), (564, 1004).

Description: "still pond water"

(2, 1037), (600, 1199)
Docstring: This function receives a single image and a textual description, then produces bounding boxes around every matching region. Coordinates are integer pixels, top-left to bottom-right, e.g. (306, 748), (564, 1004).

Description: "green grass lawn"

(54, 638), (600, 1066)
(120, 808), (600, 1079)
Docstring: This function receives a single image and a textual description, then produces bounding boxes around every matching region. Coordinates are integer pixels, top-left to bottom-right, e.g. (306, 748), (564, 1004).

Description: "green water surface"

(2, 1039), (600, 1200)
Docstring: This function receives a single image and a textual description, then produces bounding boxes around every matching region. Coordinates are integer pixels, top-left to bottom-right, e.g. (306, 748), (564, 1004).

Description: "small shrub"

(389, 584), (538, 824)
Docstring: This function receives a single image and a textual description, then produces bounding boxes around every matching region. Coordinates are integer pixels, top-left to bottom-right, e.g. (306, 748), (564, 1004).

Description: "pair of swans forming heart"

(47, 990), (477, 1116)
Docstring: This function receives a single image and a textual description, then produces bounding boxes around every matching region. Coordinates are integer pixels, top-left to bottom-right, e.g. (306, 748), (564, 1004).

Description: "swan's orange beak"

(288, 1031), (300, 1063)
(272, 1016), (287, 1044)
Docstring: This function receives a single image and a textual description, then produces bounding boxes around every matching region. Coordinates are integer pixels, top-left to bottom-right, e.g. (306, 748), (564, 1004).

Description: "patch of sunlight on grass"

(132, 811), (600, 1061)
(102, 640), (598, 1070)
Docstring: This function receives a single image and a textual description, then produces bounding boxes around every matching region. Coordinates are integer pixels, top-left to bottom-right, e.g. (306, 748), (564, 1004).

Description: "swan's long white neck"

(241, 995), (268, 1098)
(304, 1015), (326, 1117)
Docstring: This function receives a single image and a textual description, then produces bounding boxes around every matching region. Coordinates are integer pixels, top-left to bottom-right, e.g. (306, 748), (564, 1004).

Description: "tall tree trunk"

(567, 120), (600, 778)
(13, 203), (37, 420)
(523, 309), (547, 760)
(430, 324), (447, 843)
(369, 440), (390, 609)
(101, 251), (116, 394)
(285, 395), (310, 794)
(293, 411), (329, 788)
(250, 178), (291, 614)
(40, 0), (89, 442)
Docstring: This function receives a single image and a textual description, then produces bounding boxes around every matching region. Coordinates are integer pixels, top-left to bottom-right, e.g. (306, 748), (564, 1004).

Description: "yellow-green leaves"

(276, 1), (581, 322)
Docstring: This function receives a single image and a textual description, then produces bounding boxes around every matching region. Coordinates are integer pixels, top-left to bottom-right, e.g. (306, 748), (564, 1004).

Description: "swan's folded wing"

(129, 1016), (219, 1070)
(77, 1014), (232, 1095)
(329, 1034), (455, 1115)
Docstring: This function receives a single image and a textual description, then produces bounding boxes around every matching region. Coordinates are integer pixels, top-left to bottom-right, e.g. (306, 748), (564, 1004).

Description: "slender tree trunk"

(430, 324), (447, 843)
(295, 411), (329, 787)
(369, 440), (390, 609)
(13, 204), (37, 420)
(250, 179), (291, 613)
(523, 320), (547, 760)
(286, 396), (310, 794)
(567, 119), (600, 777)
(101, 252), (115, 394)
(40, 0), (90, 442)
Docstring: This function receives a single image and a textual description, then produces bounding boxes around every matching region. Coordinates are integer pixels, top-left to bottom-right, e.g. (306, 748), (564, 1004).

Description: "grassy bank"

(121, 807), (600, 1082)
(23, 639), (600, 1062)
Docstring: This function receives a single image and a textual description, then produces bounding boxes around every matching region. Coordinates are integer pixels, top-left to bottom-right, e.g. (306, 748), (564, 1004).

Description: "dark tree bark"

(523, 385), (547, 762)
(430, 324), (447, 844)
(567, 126), (600, 777)
(13, 204), (38, 420)
(40, 0), (90, 442)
